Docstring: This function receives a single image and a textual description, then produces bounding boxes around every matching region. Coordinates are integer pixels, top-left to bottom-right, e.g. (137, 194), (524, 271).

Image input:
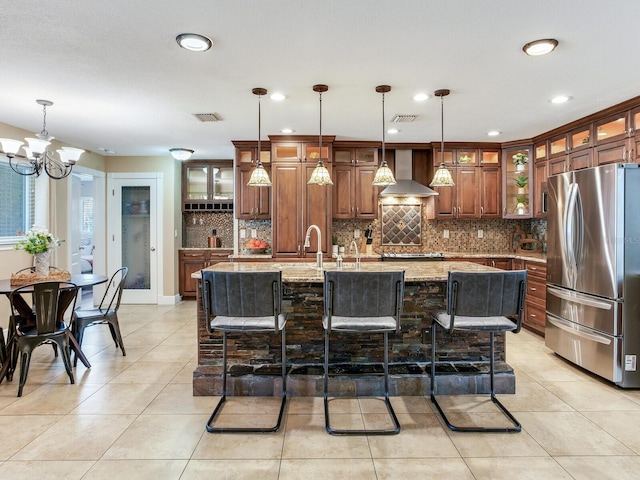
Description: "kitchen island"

(193, 261), (518, 397)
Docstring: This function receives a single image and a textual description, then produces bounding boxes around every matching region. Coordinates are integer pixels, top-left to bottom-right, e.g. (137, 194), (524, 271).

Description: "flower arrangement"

(14, 227), (62, 255)
(512, 152), (529, 165)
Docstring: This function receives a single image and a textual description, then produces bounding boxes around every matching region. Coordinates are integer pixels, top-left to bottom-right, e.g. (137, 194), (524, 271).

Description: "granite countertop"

(195, 260), (500, 283)
(180, 247), (233, 251)
(226, 251), (547, 263)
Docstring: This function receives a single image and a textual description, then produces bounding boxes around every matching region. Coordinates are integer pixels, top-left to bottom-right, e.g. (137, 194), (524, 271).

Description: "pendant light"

(307, 84), (333, 186)
(372, 85), (396, 186)
(247, 87), (272, 187)
(429, 89), (455, 187)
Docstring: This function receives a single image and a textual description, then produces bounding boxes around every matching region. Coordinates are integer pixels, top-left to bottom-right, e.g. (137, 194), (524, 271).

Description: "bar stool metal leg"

(324, 329), (400, 436)
(206, 330), (287, 434)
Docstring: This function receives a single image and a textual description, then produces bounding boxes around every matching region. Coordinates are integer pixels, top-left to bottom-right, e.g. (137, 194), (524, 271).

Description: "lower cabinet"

(523, 261), (547, 336)
(179, 249), (233, 298)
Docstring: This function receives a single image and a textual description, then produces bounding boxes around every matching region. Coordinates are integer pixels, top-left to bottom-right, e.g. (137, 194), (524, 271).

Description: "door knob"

(150, 247), (156, 252)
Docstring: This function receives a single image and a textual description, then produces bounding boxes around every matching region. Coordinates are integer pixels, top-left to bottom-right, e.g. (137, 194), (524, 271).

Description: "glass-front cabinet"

(502, 146), (532, 218)
(182, 160), (233, 212)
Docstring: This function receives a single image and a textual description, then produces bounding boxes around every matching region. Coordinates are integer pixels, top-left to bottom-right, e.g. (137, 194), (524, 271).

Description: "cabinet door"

(333, 165), (355, 218)
(568, 148), (592, 170)
(303, 143), (331, 163)
(456, 167), (479, 218)
(179, 251), (206, 298)
(333, 148), (354, 164)
(355, 147), (378, 165)
(272, 163), (304, 257)
(457, 149), (479, 166)
(304, 164), (332, 256)
(431, 166), (456, 218)
(595, 139), (628, 166)
(273, 143), (301, 162)
(235, 166), (271, 219)
(533, 161), (548, 219)
(433, 148), (456, 167)
(480, 149), (500, 165)
(480, 166), (501, 218)
(594, 112), (628, 146)
(549, 156), (567, 175)
(534, 141), (547, 163)
(354, 166), (378, 218)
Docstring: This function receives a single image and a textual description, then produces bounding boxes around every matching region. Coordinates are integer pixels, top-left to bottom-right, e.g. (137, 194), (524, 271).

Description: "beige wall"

(105, 156), (182, 298)
(0, 121), (183, 326)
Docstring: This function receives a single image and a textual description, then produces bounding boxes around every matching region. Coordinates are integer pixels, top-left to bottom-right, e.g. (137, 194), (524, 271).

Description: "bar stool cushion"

(211, 314), (287, 331)
(322, 315), (396, 331)
(432, 312), (518, 332)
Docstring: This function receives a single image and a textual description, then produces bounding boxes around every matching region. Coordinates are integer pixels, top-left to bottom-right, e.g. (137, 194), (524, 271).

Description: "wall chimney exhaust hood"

(379, 150), (438, 197)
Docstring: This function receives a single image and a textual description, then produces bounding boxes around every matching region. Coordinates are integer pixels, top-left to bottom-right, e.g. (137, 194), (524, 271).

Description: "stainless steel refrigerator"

(546, 163), (640, 387)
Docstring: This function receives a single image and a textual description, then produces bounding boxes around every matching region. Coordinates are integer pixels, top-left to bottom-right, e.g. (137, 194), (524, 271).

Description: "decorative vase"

(518, 187), (525, 194)
(34, 251), (51, 277)
(332, 245), (339, 256)
(516, 164), (526, 172)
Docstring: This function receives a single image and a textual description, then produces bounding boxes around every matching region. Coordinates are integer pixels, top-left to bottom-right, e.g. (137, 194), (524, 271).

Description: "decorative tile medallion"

(381, 204), (422, 245)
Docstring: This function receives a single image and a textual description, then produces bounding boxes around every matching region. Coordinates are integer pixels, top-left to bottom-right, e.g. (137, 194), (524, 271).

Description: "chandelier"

(372, 85), (396, 186)
(0, 99), (84, 179)
(247, 88), (272, 187)
(307, 84), (333, 186)
(429, 89), (455, 187)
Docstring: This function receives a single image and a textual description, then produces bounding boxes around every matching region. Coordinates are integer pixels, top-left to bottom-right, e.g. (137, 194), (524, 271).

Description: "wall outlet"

(240, 229), (246, 239)
(354, 229), (361, 239)
(478, 229), (484, 238)
(251, 228), (257, 238)
(443, 229), (450, 239)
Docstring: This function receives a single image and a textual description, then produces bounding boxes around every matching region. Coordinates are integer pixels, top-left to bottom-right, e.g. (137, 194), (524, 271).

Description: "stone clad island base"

(193, 261), (516, 397)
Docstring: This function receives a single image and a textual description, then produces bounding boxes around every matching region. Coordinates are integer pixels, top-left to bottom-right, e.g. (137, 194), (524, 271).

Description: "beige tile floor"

(1, 301), (640, 479)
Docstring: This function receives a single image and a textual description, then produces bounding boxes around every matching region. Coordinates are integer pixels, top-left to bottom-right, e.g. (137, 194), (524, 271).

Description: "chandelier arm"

(8, 155), (39, 176)
(43, 152), (73, 179)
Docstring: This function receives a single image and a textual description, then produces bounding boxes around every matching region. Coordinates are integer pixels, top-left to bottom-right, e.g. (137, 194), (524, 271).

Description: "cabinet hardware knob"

(151, 247), (156, 252)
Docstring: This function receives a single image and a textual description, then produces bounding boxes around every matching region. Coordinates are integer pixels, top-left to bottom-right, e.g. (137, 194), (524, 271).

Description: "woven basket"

(10, 270), (72, 286)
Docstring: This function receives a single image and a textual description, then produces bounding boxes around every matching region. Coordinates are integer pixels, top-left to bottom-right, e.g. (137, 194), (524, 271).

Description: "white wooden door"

(107, 173), (162, 304)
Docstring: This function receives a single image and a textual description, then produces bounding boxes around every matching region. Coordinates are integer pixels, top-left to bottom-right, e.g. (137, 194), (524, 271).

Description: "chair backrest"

(324, 270), (405, 324)
(9, 281), (78, 335)
(447, 270), (527, 328)
(201, 270), (282, 331)
(99, 267), (128, 311)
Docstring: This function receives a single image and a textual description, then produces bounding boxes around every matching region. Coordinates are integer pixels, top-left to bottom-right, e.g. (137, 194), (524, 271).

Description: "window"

(0, 159), (35, 241)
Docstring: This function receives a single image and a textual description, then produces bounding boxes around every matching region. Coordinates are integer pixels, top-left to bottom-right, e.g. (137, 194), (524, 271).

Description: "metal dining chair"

(5, 281), (78, 397)
(430, 270), (527, 432)
(71, 267), (128, 365)
(323, 270), (405, 435)
(201, 270), (288, 433)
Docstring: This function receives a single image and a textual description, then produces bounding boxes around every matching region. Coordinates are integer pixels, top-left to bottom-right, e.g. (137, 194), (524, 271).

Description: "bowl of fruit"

(245, 238), (269, 254)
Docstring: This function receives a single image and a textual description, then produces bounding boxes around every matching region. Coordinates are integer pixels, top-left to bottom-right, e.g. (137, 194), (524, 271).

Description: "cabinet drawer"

(525, 262), (546, 280)
(524, 301), (546, 336)
(527, 279), (546, 301)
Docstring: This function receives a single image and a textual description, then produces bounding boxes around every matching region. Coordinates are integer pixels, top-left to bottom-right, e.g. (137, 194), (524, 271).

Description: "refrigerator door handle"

(547, 286), (613, 310)
(574, 184), (584, 270)
(547, 315), (612, 345)
(565, 182), (580, 287)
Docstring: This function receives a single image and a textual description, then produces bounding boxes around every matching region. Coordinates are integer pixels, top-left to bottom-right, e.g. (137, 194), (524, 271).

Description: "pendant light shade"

(308, 84), (333, 186)
(429, 89), (455, 188)
(372, 85), (396, 187)
(247, 87), (272, 187)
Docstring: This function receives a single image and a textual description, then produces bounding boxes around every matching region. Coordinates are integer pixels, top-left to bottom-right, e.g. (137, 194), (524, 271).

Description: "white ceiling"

(1, 0), (639, 160)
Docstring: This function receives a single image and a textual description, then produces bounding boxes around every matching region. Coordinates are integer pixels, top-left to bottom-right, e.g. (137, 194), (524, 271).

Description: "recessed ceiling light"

(550, 95), (570, 104)
(413, 93), (429, 102)
(97, 147), (116, 154)
(281, 128), (294, 134)
(487, 130), (501, 137)
(175, 33), (212, 52)
(523, 38), (558, 56)
(270, 93), (286, 101)
(387, 128), (399, 134)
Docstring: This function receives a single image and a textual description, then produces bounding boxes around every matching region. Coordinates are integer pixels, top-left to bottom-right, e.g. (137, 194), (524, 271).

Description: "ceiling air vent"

(390, 114), (417, 123)
(193, 113), (222, 122)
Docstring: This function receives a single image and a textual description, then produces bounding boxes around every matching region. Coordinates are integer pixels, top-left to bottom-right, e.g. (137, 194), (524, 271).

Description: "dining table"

(0, 273), (109, 382)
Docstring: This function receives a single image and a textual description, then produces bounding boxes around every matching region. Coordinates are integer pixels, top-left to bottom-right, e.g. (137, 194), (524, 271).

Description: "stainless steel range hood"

(379, 150), (438, 197)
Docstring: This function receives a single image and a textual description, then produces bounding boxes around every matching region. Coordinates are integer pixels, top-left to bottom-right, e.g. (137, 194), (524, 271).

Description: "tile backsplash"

(184, 204), (547, 254)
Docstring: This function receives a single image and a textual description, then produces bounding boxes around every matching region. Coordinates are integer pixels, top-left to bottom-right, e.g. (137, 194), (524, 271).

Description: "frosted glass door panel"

(122, 186), (151, 290)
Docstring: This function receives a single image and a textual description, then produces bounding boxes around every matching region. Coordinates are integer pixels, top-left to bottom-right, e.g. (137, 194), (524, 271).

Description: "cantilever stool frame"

(323, 270), (405, 435)
(430, 270), (527, 433)
(201, 270), (287, 433)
